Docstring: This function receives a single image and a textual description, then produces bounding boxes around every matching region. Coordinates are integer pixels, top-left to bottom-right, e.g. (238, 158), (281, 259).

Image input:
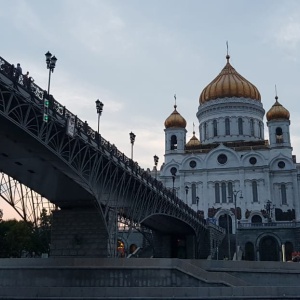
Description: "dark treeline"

(0, 208), (52, 258)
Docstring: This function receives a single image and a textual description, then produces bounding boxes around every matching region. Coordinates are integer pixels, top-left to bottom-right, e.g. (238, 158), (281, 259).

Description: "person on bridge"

(16, 63), (22, 82)
(23, 71), (29, 85)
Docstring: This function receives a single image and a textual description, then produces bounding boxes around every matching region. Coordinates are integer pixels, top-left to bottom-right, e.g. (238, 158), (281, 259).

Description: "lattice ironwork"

(0, 56), (225, 258)
(0, 172), (55, 226)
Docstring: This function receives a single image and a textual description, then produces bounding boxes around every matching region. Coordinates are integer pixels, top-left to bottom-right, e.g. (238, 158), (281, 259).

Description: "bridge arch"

(0, 55), (225, 259)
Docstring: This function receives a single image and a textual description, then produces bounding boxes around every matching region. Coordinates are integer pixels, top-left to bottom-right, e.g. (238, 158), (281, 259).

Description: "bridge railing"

(238, 221), (300, 229)
(0, 55), (213, 228)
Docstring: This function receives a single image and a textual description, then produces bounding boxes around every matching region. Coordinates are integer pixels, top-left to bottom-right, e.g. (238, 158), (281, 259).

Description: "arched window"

(225, 118), (230, 135)
(170, 135), (177, 150)
(259, 122), (263, 139)
(191, 183), (197, 204)
(213, 119), (218, 137)
(251, 215), (262, 223)
(244, 242), (255, 261)
(221, 182), (227, 203)
(276, 127), (283, 143)
(228, 182), (233, 203)
(215, 183), (220, 203)
(250, 119), (254, 136)
(252, 181), (258, 203)
(281, 184), (287, 205)
(238, 118), (243, 135)
(204, 122), (208, 140)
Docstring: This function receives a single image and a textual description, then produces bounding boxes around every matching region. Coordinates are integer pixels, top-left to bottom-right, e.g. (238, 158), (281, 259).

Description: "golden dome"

(164, 105), (187, 129)
(266, 96), (290, 121)
(186, 131), (201, 148)
(199, 55), (261, 104)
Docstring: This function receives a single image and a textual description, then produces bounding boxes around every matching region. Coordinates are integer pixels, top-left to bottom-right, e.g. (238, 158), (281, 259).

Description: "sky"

(1, 0), (300, 219)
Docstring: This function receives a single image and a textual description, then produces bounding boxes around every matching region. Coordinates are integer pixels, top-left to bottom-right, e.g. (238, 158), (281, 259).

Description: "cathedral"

(158, 53), (300, 261)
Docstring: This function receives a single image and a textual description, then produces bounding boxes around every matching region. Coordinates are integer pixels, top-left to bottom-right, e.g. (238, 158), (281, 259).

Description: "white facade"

(159, 56), (300, 239)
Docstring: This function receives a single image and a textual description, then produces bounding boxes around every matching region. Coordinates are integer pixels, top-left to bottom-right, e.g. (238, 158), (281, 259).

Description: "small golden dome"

(199, 55), (261, 104)
(266, 96), (290, 121)
(186, 131), (201, 148)
(164, 105), (187, 129)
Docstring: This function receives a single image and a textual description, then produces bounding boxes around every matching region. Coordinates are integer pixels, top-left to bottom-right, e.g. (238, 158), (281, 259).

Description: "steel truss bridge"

(0, 56), (224, 258)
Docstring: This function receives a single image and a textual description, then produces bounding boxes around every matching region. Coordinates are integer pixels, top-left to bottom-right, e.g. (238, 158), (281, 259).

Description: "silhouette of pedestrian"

(23, 71), (29, 86)
(9, 64), (15, 78)
(15, 63), (22, 82)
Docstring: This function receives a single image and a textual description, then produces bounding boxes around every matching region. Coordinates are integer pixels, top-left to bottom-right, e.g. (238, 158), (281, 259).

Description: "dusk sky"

(1, 0), (300, 219)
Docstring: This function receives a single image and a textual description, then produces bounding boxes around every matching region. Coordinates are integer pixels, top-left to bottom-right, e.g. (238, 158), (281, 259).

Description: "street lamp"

(170, 167), (177, 196)
(129, 132), (136, 160)
(230, 190), (243, 260)
(153, 155), (159, 179)
(95, 99), (104, 134)
(45, 51), (57, 96)
(185, 185), (189, 204)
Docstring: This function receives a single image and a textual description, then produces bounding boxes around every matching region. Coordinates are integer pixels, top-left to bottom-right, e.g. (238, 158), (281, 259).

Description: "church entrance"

(259, 236), (280, 261)
(244, 241), (255, 261)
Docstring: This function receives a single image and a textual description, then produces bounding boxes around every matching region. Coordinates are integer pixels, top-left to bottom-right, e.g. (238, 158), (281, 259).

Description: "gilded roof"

(266, 96), (290, 121)
(199, 55), (261, 104)
(186, 131), (201, 148)
(164, 105), (187, 129)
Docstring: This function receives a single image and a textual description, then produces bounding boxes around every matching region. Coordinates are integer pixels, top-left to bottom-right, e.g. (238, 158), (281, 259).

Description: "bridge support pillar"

(50, 208), (109, 257)
(152, 232), (196, 258)
(152, 232), (172, 258)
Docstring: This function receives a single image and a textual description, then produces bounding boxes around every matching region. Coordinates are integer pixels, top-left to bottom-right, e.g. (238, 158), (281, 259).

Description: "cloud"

(277, 17), (300, 49)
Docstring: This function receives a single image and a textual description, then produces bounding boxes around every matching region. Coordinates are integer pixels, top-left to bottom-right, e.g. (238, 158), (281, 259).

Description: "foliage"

(0, 208), (52, 258)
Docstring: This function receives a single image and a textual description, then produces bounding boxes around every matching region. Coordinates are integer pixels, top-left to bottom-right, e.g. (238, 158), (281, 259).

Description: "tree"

(0, 219), (35, 257)
(0, 208), (53, 257)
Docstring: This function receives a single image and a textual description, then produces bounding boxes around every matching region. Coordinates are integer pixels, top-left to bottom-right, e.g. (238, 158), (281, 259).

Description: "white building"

(159, 53), (300, 261)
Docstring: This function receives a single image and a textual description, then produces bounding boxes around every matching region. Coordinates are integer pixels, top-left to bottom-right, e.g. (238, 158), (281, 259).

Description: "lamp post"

(170, 167), (177, 196)
(153, 155), (159, 179)
(129, 132), (136, 160)
(230, 190), (243, 260)
(45, 51), (57, 96)
(185, 185), (189, 204)
(95, 99), (104, 134)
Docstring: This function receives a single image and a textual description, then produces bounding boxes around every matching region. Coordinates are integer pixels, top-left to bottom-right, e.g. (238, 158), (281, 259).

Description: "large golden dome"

(164, 105), (187, 129)
(199, 55), (261, 104)
(266, 96), (290, 121)
(186, 131), (201, 148)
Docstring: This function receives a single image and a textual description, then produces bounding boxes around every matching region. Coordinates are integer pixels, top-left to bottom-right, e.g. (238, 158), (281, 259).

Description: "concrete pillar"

(186, 235), (196, 259)
(50, 207), (109, 257)
(152, 231), (172, 258)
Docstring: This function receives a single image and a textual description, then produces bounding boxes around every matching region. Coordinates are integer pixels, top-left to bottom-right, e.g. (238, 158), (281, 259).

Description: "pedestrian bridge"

(0, 56), (224, 258)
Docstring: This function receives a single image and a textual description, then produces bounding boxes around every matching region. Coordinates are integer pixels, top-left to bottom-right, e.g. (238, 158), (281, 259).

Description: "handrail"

(0, 55), (210, 229)
(238, 221), (300, 229)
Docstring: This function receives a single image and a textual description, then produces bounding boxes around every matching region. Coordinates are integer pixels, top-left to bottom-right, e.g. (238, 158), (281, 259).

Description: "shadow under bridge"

(0, 55), (224, 258)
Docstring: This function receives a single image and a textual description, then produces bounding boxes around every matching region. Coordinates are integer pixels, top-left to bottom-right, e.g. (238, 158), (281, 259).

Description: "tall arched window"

(281, 184), (287, 205)
(225, 118), (230, 135)
(170, 135), (177, 150)
(252, 181), (258, 203)
(221, 182), (227, 203)
(238, 118), (243, 135)
(191, 183), (197, 204)
(259, 122), (263, 139)
(276, 127), (283, 143)
(250, 119), (254, 136)
(204, 122), (208, 140)
(228, 182), (233, 203)
(213, 119), (218, 137)
(215, 183), (220, 203)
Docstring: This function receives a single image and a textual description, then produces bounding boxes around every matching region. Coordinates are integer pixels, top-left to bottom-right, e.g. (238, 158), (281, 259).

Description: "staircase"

(0, 258), (300, 299)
